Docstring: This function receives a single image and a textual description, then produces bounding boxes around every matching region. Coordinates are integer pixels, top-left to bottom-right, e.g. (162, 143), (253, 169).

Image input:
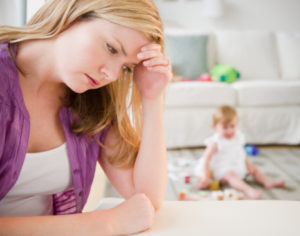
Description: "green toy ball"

(211, 64), (240, 83)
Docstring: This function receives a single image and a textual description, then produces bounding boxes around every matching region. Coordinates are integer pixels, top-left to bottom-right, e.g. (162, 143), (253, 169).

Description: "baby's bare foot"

(264, 180), (285, 189)
(245, 188), (262, 200)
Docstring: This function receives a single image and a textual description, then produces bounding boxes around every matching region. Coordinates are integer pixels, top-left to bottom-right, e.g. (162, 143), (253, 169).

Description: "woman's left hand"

(133, 44), (172, 101)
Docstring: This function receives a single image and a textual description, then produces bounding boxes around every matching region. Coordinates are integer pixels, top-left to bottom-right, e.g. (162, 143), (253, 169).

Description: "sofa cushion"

(165, 82), (236, 107)
(232, 81), (300, 106)
(276, 32), (300, 80)
(215, 31), (280, 80)
(165, 31), (209, 79)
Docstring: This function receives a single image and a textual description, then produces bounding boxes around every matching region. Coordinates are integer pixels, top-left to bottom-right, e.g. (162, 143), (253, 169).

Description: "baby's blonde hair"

(213, 105), (237, 126)
(0, 0), (164, 168)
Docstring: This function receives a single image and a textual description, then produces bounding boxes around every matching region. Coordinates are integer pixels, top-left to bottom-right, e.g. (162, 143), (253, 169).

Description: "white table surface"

(98, 199), (300, 236)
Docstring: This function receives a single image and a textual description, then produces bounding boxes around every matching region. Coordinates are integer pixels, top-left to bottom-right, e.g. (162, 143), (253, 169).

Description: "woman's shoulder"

(0, 41), (9, 51)
(0, 42), (11, 62)
(0, 42), (18, 101)
(0, 42), (12, 87)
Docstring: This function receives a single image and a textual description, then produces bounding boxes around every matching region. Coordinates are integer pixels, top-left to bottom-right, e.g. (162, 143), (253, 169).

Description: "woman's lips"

(85, 74), (100, 87)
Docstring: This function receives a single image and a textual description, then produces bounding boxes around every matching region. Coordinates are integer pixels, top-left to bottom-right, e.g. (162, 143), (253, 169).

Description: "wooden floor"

(104, 146), (300, 201)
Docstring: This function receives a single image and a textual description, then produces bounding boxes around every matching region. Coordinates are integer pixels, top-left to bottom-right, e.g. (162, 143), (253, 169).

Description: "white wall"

(154, 0), (300, 31)
(26, 0), (45, 22)
(0, 0), (26, 26)
(0, 0), (46, 26)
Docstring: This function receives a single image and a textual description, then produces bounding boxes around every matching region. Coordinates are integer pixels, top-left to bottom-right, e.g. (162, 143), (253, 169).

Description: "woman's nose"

(101, 65), (122, 82)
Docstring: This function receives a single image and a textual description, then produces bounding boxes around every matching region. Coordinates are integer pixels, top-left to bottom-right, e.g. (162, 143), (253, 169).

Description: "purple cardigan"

(0, 42), (108, 214)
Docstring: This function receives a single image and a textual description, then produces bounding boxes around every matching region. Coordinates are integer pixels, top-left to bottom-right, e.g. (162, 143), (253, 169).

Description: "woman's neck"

(16, 39), (67, 100)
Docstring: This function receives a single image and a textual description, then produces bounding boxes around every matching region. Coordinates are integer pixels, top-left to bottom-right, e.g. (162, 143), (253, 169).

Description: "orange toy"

(179, 192), (186, 201)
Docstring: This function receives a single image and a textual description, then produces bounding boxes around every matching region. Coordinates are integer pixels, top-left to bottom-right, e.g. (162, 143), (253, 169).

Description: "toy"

(211, 64), (240, 83)
(209, 180), (220, 190)
(179, 192), (186, 201)
(197, 190), (210, 199)
(244, 145), (259, 156)
(181, 78), (193, 82)
(187, 193), (199, 201)
(184, 175), (191, 184)
(224, 189), (244, 200)
(181, 73), (212, 82)
(211, 191), (224, 201)
(197, 73), (212, 82)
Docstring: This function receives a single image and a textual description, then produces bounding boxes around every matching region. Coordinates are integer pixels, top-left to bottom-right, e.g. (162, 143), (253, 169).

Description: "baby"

(194, 105), (285, 199)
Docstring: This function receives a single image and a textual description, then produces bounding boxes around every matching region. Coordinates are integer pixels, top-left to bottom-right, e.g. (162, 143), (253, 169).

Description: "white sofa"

(164, 30), (300, 148)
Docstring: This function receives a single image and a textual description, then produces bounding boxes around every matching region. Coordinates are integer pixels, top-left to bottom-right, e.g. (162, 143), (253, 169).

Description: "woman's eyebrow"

(115, 38), (127, 56)
(114, 37), (140, 66)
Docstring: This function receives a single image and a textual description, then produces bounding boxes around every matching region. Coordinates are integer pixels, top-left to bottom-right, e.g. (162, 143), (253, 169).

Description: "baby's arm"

(202, 142), (217, 177)
(197, 142), (217, 189)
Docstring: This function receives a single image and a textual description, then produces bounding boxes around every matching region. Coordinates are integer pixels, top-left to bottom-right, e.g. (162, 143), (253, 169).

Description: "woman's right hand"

(107, 193), (155, 235)
(197, 175), (211, 189)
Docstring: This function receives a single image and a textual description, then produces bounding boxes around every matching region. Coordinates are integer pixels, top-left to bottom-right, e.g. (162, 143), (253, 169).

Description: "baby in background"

(194, 105), (285, 199)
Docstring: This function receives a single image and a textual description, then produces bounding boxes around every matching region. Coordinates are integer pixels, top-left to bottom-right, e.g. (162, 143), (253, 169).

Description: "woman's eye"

(122, 65), (132, 73)
(106, 43), (117, 54)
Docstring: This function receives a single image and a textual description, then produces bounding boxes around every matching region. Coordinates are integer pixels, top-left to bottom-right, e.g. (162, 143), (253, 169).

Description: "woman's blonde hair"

(0, 0), (164, 168)
(213, 105), (237, 126)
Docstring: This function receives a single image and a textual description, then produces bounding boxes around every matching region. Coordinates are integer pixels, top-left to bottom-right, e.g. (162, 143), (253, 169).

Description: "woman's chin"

(68, 84), (89, 94)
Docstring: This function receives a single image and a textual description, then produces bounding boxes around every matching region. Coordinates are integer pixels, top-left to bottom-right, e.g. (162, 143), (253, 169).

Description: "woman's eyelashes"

(122, 65), (132, 73)
(106, 43), (118, 54)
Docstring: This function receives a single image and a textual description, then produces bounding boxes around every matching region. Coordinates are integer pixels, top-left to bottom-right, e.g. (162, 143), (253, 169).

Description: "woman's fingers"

(141, 44), (161, 52)
(146, 66), (172, 78)
(138, 43), (164, 61)
(143, 57), (169, 67)
(138, 50), (161, 61)
(136, 42), (171, 77)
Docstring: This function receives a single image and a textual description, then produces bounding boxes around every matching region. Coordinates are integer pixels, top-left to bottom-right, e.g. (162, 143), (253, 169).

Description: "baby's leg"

(221, 171), (262, 199)
(248, 162), (285, 189)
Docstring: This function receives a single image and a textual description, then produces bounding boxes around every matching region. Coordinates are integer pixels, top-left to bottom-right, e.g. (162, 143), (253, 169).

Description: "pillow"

(165, 32), (209, 79)
(276, 32), (300, 80)
(215, 31), (280, 80)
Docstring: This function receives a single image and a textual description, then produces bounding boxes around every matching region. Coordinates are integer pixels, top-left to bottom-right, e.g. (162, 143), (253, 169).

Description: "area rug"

(167, 147), (300, 201)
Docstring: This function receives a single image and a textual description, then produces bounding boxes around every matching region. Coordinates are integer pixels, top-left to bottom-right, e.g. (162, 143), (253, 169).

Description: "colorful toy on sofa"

(181, 73), (212, 82)
(197, 73), (212, 82)
(211, 64), (240, 83)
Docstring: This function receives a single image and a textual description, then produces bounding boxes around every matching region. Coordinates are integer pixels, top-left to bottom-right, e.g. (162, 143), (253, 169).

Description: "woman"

(0, 0), (171, 235)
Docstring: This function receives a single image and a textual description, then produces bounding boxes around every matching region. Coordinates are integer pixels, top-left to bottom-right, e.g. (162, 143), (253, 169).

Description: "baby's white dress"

(194, 130), (248, 181)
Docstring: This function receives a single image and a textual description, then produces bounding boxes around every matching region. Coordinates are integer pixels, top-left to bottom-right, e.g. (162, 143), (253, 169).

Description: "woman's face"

(54, 18), (149, 93)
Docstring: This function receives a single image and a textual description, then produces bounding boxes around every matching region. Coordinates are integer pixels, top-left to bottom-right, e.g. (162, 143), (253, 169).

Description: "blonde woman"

(0, 0), (171, 235)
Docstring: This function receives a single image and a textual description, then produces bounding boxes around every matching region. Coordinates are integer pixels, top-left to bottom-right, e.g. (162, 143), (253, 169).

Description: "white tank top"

(0, 143), (72, 216)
